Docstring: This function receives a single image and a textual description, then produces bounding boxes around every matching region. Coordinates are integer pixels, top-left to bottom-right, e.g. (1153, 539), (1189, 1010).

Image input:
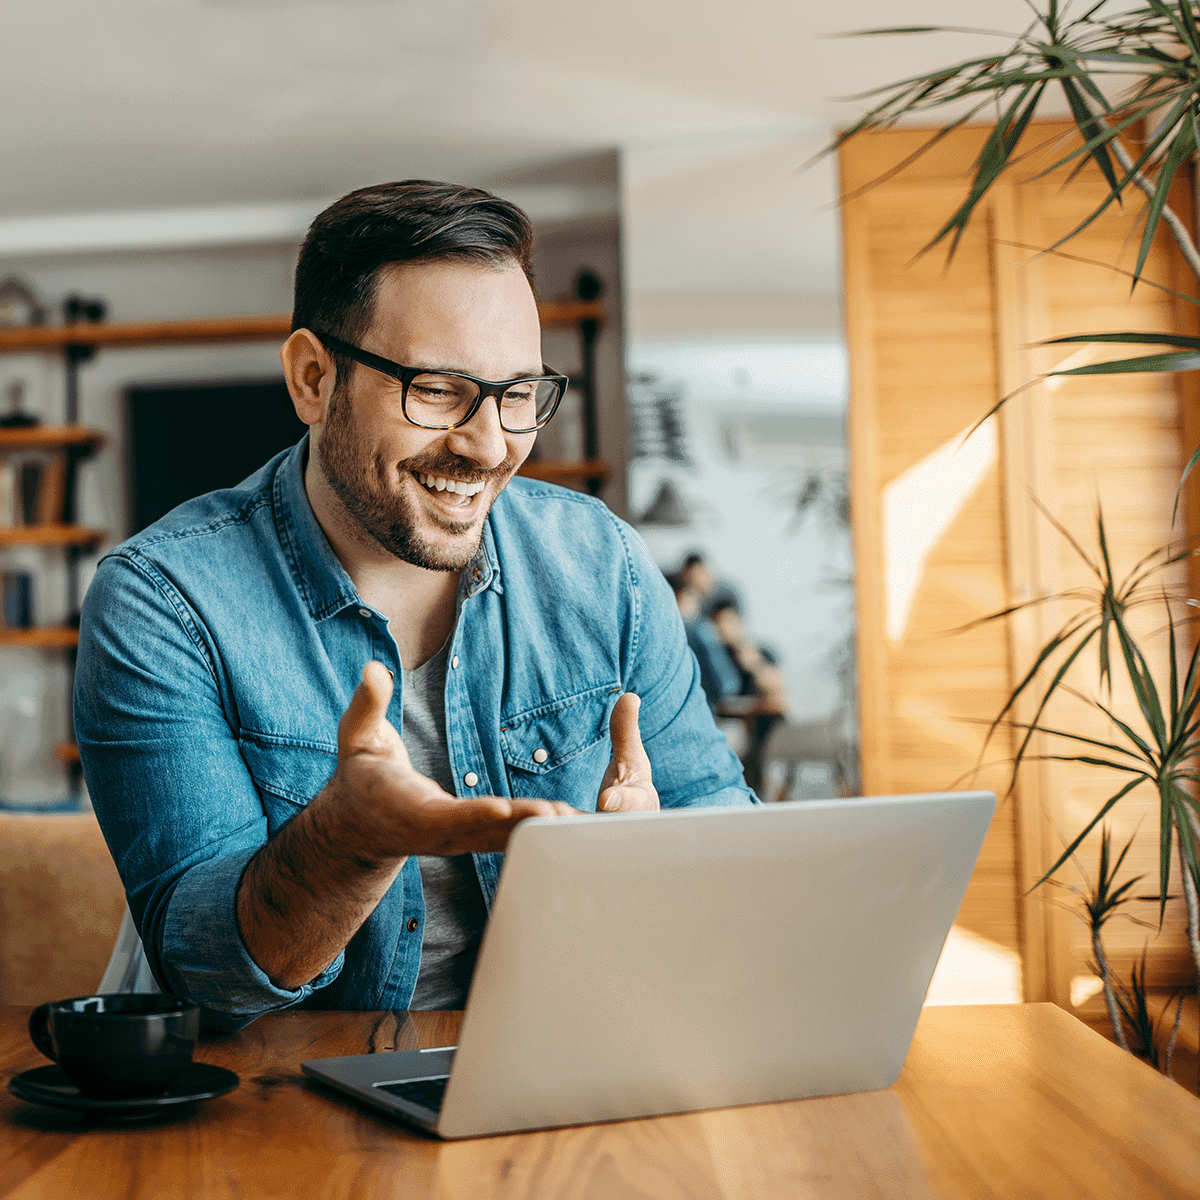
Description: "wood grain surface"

(2, 1004), (1198, 1199)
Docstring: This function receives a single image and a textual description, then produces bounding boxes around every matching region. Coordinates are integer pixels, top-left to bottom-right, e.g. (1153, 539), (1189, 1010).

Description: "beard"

(315, 382), (517, 571)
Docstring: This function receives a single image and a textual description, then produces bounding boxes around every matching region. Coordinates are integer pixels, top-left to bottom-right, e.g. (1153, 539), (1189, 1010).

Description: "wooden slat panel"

(842, 165), (1022, 960)
(1016, 164), (1191, 993)
(841, 119), (1194, 1006)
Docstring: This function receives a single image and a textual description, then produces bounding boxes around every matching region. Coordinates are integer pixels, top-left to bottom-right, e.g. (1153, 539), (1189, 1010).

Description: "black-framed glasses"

(313, 331), (566, 434)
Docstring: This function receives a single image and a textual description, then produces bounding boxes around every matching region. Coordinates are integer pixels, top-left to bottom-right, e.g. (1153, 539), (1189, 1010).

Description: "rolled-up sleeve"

(75, 550), (342, 1025)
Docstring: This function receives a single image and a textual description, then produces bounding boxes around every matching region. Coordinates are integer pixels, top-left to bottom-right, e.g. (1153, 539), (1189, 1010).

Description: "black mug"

(29, 994), (200, 1099)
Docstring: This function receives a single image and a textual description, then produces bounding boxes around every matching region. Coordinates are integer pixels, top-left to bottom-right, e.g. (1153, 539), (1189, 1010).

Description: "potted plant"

(831, 0), (1200, 1076)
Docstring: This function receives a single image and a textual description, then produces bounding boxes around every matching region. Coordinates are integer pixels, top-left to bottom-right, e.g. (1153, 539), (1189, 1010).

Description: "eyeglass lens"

(406, 373), (560, 431)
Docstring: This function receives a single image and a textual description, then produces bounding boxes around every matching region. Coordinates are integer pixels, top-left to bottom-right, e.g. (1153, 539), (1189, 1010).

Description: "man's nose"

(445, 396), (509, 469)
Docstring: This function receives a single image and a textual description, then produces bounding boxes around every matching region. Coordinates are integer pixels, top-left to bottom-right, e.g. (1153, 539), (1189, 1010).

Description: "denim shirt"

(75, 437), (757, 1028)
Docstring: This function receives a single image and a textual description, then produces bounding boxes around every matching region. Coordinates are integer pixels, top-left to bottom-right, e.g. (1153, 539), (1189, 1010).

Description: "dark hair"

(292, 180), (536, 385)
(709, 598), (740, 619)
(681, 553), (706, 570)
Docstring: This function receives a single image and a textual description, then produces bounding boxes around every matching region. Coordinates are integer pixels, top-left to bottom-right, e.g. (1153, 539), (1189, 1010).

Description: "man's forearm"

(235, 778), (406, 991)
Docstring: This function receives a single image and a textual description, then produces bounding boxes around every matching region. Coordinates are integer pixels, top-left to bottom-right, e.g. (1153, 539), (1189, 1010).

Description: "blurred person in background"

(677, 551), (741, 619)
(669, 572), (740, 709)
(708, 598), (788, 792)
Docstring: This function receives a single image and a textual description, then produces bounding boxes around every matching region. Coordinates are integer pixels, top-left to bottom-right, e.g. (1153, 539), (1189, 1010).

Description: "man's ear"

(281, 329), (335, 427)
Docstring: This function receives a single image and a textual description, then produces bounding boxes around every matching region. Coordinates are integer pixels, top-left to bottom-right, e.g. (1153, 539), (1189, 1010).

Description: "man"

(76, 181), (756, 1030)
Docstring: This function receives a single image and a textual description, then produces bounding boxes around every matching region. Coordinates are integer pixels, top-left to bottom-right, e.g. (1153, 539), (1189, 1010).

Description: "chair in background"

(758, 714), (854, 802)
(0, 811), (125, 1004)
(99, 905), (158, 993)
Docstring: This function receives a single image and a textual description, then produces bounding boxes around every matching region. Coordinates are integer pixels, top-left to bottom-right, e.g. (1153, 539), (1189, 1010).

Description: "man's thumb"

(339, 661), (399, 757)
(608, 692), (646, 763)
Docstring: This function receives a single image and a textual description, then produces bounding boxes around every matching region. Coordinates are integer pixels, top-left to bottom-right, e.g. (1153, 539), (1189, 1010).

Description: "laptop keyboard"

(377, 1077), (449, 1113)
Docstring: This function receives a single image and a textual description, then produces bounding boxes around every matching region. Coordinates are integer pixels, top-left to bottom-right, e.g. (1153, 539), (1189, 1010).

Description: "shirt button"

(357, 607), (371, 618)
(407, 917), (419, 933)
(533, 748), (548, 764)
(451, 656), (459, 669)
(473, 568), (482, 583)
(463, 771), (479, 788)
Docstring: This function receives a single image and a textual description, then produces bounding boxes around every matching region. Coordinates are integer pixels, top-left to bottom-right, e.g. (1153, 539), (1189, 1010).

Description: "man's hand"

(333, 661), (578, 859)
(597, 693), (659, 813)
(238, 660), (578, 990)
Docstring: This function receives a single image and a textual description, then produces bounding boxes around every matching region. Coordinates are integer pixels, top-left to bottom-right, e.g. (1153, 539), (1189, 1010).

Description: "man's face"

(314, 259), (542, 571)
(683, 561), (714, 596)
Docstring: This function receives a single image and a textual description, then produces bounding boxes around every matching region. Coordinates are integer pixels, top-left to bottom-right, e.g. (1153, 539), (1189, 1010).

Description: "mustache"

(397, 449), (516, 484)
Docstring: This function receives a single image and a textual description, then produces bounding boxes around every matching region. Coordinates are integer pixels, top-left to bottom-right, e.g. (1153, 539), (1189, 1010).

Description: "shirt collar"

(462, 519), (503, 599)
(275, 434), (504, 621)
(274, 435), (362, 621)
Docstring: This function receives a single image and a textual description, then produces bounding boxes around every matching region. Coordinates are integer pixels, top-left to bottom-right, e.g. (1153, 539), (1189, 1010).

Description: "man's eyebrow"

(418, 364), (547, 381)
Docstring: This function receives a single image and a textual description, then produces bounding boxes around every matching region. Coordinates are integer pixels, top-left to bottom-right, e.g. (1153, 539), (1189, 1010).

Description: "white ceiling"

(2, 0), (1052, 220)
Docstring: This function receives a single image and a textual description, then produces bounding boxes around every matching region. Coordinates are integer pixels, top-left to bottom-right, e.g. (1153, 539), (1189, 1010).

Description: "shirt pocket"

(238, 732), (338, 832)
(499, 683), (621, 807)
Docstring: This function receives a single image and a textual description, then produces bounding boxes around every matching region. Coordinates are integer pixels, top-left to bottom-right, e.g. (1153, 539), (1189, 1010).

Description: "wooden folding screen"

(840, 121), (1194, 1006)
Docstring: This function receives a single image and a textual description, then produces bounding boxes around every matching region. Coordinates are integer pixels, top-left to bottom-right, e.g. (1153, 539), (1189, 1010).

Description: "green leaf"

(979, 607), (1095, 730)
(831, 25), (1010, 37)
(1033, 493), (1101, 576)
(1035, 775), (1150, 889)
(1132, 119), (1195, 286)
(1175, 637), (1200, 737)
(1051, 351), (1200, 377)
(1089, 697), (1158, 764)
(922, 84), (1045, 259)
(1149, 0), (1200, 73)
(1045, 332), (1200, 349)
(1115, 613), (1168, 750)
(1038, 752), (1154, 773)
(1175, 796), (1200, 885)
(1059, 74), (1121, 198)
(1043, 89), (1196, 253)
(1174, 444), (1200, 528)
(1003, 625), (1102, 786)
(1168, 601), (1180, 740)
(1008, 719), (1145, 759)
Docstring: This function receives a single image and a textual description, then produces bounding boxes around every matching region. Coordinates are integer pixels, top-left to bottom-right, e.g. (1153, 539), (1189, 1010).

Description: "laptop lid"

(304, 791), (995, 1138)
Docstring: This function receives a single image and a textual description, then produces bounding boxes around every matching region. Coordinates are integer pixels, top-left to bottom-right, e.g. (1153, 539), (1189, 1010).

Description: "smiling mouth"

(415, 472), (487, 508)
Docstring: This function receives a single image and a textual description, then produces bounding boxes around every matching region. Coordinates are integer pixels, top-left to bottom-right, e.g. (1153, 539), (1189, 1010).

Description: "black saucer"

(8, 1062), (239, 1118)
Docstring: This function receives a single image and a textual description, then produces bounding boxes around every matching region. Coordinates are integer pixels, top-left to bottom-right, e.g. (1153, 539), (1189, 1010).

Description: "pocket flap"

(239, 733), (338, 806)
(500, 683), (621, 774)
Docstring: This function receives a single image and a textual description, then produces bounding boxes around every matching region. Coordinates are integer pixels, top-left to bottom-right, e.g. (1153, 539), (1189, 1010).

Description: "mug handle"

(28, 1004), (57, 1061)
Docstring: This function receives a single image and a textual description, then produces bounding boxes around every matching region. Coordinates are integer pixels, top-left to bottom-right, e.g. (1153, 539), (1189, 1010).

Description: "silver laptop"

(301, 790), (995, 1139)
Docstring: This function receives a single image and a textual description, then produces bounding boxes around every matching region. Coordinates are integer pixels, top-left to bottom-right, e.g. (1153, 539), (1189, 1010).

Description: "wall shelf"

(54, 742), (80, 765)
(0, 301), (604, 353)
(0, 626), (79, 649)
(519, 458), (610, 486)
(0, 426), (106, 452)
(0, 524), (105, 550)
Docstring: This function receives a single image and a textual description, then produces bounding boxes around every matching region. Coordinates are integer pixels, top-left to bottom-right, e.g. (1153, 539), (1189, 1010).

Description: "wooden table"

(3, 1004), (1198, 1199)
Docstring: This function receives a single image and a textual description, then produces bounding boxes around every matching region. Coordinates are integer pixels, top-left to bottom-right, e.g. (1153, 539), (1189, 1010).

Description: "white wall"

(620, 130), (856, 764)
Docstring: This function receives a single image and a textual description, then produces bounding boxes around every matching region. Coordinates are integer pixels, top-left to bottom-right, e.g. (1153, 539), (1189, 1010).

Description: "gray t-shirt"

(403, 637), (489, 1010)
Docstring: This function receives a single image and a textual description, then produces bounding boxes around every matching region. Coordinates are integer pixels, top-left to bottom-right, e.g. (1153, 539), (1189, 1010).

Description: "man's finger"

(339, 661), (405, 762)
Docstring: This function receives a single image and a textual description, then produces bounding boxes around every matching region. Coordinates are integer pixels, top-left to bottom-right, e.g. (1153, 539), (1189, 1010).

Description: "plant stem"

(1180, 813), (1200, 982)
(1165, 991), (1184, 1081)
(1093, 926), (1130, 1052)
(1105, 136), (1200, 286)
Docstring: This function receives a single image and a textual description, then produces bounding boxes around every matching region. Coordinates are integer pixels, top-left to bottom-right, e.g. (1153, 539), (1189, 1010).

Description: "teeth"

(418, 473), (485, 498)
